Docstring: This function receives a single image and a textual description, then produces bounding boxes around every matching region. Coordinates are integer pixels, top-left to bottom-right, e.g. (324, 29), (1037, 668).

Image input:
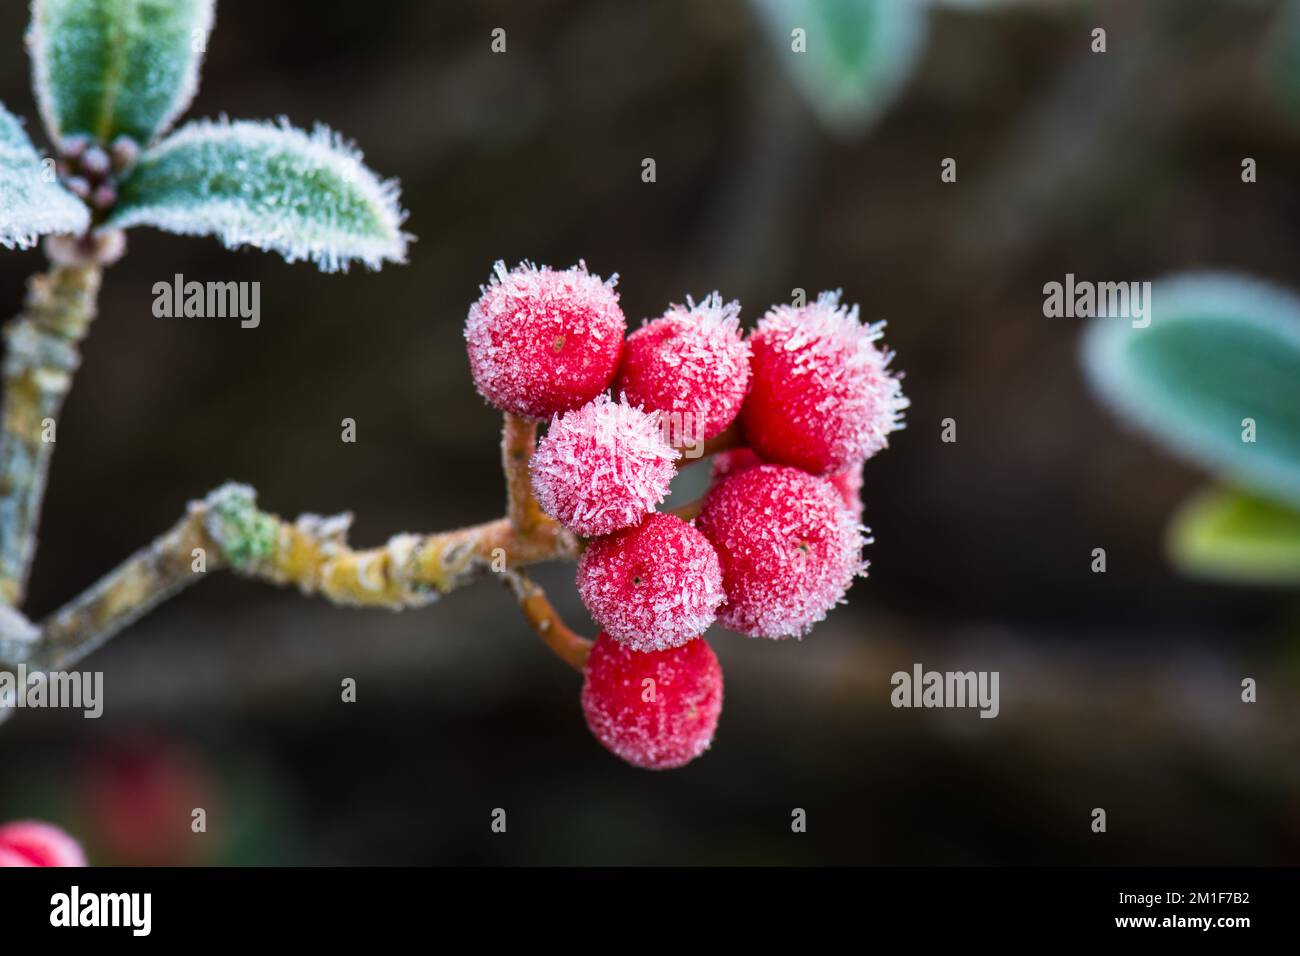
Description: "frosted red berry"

(577, 513), (724, 651)
(465, 260), (626, 420)
(531, 393), (679, 536)
(710, 446), (763, 484)
(714, 447), (865, 523)
(696, 464), (865, 639)
(614, 293), (751, 441)
(580, 631), (723, 770)
(740, 291), (907, 475)
(0, 821), (86, 867)
(829, 460), (865, 524)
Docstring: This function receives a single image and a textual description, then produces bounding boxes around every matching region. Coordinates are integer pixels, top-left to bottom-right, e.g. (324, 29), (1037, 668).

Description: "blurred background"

(2, 0), (1299, 865)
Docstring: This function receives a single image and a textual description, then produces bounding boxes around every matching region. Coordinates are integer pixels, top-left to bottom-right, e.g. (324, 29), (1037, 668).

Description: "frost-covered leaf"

(0, 100), (89, 249)
(28, 0), (215, 145)
(751, 0), (927, 137)
(1082, 272), (1300, 509)
(1167, 486), (1300, 585)
(103, 118), (410, 272)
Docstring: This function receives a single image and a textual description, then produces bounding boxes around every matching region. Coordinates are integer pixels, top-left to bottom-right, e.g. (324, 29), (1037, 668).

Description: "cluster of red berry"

(465, 261), (906, 769)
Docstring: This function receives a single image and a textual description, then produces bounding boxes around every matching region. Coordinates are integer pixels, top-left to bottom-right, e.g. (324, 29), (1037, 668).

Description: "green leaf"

(751, 0), (927, 137)
(28, 0), (215, 145)
(102, 118), (410, 272)
(1265, 0), (1300, 118)
(1167, 486), (1300, 584)
(0, 100), (89, 249)
(1082, 272), (1300, 509)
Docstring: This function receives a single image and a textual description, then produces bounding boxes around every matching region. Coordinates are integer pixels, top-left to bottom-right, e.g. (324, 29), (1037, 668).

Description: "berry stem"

(0, 257), (106, 607)
(503, 570), (592, 672)
(667, 498), (705, 521)
(501, 413), (548, 534)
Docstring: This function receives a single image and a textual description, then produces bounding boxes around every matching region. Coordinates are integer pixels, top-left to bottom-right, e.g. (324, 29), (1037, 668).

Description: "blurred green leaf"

(103, 118), (410, 272)
(1265, 0), (1300, 117)
(751, 0), (927, 137)
(1082, 272), (1300, 509)
(0, 101), (89, 249)
(28, 0), (215, 145)
(1168, 486), (1300, 584)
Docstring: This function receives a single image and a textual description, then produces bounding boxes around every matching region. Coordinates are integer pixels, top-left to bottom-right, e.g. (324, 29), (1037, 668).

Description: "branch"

(502, 413), (546, 533)
(0, 257), (103, 606)
(6, 482), (580, 672)
(1, 407), (726, 678)
(499, 412), (595, 668)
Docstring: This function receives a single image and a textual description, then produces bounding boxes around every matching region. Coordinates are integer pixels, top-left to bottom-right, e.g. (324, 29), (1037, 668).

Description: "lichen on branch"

(6, 478), (582, 673)
(0, 256), (104, 607)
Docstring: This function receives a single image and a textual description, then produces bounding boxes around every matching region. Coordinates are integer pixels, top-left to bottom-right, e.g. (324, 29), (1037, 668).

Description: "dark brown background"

(1, 0), (1298, 864)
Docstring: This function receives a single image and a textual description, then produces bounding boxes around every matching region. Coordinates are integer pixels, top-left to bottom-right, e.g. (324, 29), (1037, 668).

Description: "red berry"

(696, 464), (864, 638)
(581, 631), (723, 769)
(828, 460), (865, 524)
(713, 448), (865, 523)
(614, 293), (751, 440)
(740, 292), (907, 474)
(80, 738), (218, 866)
(531, 394), (679, 536)
(709, 446), (764, 484)
(0, 821), (86, 867)
(465, 260), (626, 420)
(577, 513), (724, 651)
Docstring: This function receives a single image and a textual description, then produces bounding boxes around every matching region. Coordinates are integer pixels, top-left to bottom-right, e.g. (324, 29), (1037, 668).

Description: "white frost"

(0, 100), (88, 249)
(104, 116), (411, 272)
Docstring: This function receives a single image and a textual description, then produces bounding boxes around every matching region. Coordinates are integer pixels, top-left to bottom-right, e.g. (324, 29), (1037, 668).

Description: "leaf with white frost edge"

(751, 0), (927, 137)
(28, 0), (216, 145)
(1082, 272), (1300, 509)
(102, 118), (411, 272)
(0, 100), (89, 249)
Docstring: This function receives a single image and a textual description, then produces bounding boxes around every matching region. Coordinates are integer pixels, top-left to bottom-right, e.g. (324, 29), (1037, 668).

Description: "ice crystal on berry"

(614, 293), (751, 440)
(710, 447), (764, 484)
(740, 291), (907, 475)
(530, 393), (679, 536)
(829, 460), (865, 524)
(581, 631), (723, 770)
(577, 513), (724, 651)
(697, 464), (865, 639)
(465, 260), (626, 420)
